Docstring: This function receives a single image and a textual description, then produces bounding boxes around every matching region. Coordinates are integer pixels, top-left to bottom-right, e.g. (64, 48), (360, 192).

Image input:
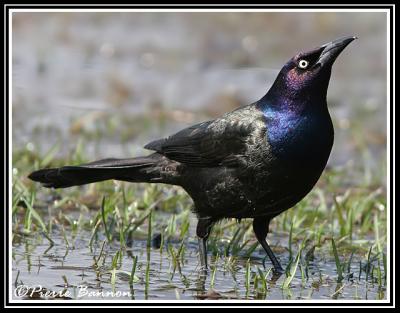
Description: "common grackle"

(29, 36), (356, 273)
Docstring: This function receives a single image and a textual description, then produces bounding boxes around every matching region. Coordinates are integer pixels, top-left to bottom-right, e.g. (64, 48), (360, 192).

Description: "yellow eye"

(298, 59), (309, 69)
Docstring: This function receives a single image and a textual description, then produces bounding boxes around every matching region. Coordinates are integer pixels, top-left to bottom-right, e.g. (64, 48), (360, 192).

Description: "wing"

(144, 118), (257, 168)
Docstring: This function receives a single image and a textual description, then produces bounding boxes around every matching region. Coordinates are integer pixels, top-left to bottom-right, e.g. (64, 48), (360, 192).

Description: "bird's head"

(265, 36), (357, 106)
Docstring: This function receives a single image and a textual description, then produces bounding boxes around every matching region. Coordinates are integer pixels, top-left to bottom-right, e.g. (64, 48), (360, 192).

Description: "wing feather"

(144, 118), (255, 167)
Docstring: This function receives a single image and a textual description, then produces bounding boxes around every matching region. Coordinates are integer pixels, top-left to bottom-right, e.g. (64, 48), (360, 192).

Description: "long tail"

(28, 154), (161, 189)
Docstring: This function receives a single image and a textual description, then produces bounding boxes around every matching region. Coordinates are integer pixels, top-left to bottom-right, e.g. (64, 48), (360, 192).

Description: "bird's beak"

(316, 36), (357, 67)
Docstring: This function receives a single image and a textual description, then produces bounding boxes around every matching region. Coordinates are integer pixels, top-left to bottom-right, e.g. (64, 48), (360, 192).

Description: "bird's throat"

(258, 100), (334, 165)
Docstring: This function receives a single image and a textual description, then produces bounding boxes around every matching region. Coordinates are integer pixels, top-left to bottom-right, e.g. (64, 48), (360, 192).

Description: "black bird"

(29, 36), (356, 273)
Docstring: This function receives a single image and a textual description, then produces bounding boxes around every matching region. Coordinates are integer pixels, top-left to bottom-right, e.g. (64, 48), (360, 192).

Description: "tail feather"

(28, 155), (159, 189)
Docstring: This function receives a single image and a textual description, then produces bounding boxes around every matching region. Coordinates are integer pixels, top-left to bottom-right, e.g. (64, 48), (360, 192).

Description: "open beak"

(316, 36), (357, 67)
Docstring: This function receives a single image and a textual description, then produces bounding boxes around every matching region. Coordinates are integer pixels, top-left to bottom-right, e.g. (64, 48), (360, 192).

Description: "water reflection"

(12, 230), (386, 300)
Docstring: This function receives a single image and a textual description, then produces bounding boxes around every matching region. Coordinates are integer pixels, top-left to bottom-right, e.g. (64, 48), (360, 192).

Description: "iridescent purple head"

(265, 36), (357, 105)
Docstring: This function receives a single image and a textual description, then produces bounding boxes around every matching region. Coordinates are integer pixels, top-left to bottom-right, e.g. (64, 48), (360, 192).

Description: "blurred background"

(12, 11), (387, 186)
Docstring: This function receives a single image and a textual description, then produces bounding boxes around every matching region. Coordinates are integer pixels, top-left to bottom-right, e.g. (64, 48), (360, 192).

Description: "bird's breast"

(262, 106), (334, 167)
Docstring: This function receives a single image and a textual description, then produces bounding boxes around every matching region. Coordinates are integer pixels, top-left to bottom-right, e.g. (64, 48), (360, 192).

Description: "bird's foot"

(198, 266), (208, 277)
(262, 255), (284, 277)
(272, 265), (285, 276)
(270, 269), (284, 282)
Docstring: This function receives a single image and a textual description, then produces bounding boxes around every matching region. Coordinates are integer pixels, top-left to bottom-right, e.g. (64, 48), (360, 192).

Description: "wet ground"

(11, 11), (388, 302)
(12, 228), (386, 301)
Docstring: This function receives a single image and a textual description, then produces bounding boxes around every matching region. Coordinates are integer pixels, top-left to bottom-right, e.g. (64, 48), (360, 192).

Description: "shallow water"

(12, 226), (386, 301)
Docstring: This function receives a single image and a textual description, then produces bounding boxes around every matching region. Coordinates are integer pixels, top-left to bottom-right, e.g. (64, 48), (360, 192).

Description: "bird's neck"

(257, 94), (326, 117)
(256, 95), (333, 165)
(260, 85), (328, 113)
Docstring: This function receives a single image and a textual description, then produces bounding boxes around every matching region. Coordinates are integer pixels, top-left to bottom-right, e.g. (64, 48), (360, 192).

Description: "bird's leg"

(253, 216), (284, 274)
(198, 237), (208, 270)
(196, 217), (213, 270)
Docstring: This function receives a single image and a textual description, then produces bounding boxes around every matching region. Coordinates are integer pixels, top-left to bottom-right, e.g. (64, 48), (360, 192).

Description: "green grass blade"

(331, 238), (344, 282)
(282, 245), (302, 289)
